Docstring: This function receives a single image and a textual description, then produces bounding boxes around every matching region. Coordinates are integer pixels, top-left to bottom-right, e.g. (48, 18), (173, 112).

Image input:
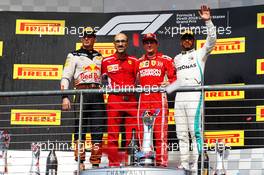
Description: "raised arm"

(199, 5), (217, 62)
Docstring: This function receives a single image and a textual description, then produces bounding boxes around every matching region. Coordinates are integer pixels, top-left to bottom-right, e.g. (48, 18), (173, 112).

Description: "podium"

(80, 167), (189, 175)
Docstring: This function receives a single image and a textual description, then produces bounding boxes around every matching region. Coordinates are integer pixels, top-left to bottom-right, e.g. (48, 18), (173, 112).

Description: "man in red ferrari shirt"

(101, 33), (138, 167)
(137, 33), (176, 167)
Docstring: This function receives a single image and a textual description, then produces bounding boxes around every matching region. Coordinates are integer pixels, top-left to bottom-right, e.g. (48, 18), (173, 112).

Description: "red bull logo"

(80, 64), (100, 81)
(83, 64), (100, 72)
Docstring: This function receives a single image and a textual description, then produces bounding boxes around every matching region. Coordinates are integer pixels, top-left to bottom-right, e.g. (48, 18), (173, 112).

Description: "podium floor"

(80, 167), (189, 175)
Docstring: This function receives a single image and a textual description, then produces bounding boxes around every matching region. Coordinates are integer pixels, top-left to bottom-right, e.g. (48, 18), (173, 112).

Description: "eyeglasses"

(114, 40), (127, 43)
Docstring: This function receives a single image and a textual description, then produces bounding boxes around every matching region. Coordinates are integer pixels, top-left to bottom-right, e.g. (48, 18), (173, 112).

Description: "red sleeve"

(134, 58), (139, 76)
(101, 58), (107, 76)
(165, 57), (177, 83)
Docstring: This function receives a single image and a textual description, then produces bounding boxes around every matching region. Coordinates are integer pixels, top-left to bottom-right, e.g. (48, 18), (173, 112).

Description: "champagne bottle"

(127, 128), (139, 166)
(204, 152), (210, 175)
(198, 151), (210, 175)
(46, 149), (58, 175)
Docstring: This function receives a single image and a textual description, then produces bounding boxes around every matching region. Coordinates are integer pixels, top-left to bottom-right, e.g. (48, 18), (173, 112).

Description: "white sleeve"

(165, 79), (182, 94)
(165, 55), (180, 94)
(60, 53), (76, 90)
(199, 20), (217, 62)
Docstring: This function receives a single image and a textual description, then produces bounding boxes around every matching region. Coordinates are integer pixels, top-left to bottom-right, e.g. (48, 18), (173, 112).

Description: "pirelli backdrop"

(0, 5), (264, 150)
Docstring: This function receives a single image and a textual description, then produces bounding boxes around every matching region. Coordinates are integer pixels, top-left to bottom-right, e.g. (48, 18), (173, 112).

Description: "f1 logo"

(97, 14), (173, 35)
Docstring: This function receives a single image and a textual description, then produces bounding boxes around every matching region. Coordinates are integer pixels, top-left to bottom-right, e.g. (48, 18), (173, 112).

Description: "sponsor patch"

(107, 64), (119, 72)
(140, 68), (161, 77)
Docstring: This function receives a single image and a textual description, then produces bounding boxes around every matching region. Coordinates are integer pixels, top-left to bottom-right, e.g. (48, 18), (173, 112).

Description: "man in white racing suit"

(166, 5), (216, 173)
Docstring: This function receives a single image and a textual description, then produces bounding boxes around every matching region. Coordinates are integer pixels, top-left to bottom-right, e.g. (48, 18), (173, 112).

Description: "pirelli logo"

(205, 90), (244, 101)
(76, 43), (115, 57)
(0, 41), (3, 57)
(204, 83), (245, 101)
(196, 37), (245, 54)
(13, 64), (63, 80)
(16, 19), (65, 35)
(168, 108), (175, 125)
(256, 105), (264, 121)
(257, 13), (264, 28)
(204, 130), (244, 146)
(256, 59), (264, 75)
(11, 109), (61, 125)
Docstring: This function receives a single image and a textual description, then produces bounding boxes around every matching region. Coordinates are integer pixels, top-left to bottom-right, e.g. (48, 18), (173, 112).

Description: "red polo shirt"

(102, 53), (138, 88)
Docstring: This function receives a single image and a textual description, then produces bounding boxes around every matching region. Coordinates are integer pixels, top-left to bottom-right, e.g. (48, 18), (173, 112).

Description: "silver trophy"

(137, 109), (160, 166)
(29, 143), (41, 175)
(0, 130), (10, 174)
(213, 141), (227, 175)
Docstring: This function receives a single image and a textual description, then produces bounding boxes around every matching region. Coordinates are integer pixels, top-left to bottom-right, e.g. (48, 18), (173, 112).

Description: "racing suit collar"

(181, 49), (195, 55)
(144, 52), (163, 59)
(80, 47), (96, 54)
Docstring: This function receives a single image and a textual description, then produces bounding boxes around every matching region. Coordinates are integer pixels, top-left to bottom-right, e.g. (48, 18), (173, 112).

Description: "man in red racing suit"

(137, 33), (176, 167)
(101, 33), (138, 166)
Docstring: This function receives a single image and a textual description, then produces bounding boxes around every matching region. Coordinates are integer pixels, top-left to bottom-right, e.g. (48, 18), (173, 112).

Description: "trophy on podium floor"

(0, 130), (10, 174)
(213, 141), (227, 175)
(29, 143), (41, 175)
(136, 109), (160, 166)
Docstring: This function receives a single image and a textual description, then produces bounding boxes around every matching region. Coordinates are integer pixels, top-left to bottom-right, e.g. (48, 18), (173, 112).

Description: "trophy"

(213, 141), (227, 175)
(29, 143), (40, 175)
(0, 130), (10, 174)
(127, 128), (139, 166)
(136, 109), (160, 166)
(46, 148), (58, 175)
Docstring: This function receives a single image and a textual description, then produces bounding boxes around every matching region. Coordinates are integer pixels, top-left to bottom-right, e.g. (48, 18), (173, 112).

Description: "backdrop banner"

(0, 5), (264, 150)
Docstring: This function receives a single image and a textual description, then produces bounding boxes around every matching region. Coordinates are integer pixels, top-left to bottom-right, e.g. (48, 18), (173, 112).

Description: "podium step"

(80, 167), (190, 175)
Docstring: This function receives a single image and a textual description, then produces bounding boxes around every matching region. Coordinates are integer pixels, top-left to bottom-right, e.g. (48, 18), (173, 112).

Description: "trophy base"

(213, 170), (226, 175)
(136, 151), (155, 166)
(80, 167), (189, 175)
(139, 158), (155, 166)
